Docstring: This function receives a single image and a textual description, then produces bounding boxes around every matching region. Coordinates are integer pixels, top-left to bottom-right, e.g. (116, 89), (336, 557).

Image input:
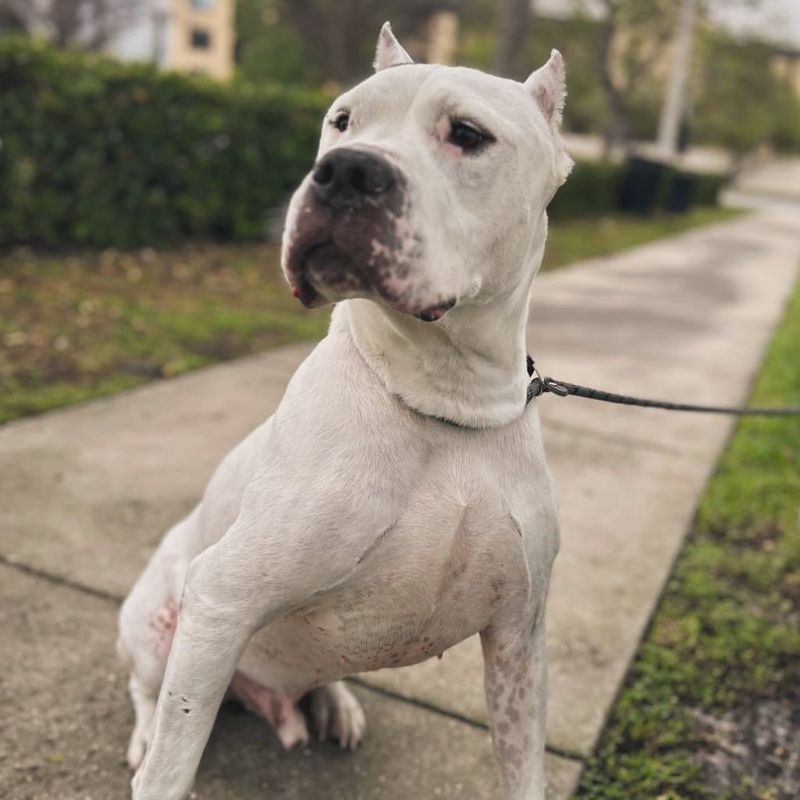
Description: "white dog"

(119, 22), (572, 800)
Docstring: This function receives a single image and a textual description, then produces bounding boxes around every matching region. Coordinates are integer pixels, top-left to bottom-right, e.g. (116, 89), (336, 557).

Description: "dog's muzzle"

(283, 147), (455, 322)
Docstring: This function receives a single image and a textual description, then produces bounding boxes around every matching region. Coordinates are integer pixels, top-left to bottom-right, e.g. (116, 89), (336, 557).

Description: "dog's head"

(282, 22), (572, 322)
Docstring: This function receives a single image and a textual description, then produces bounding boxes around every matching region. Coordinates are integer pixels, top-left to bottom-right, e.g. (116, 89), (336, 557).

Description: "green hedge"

(0, 39), (725, 248)
(549, 161), (623, 219)
(693, 171), (727, 207)
(0, 38), (328, 247)
(549, 160), (726, 220)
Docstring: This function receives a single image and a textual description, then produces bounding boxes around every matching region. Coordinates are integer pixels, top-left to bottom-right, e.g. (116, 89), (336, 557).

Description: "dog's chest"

(240, 493), (532, 691)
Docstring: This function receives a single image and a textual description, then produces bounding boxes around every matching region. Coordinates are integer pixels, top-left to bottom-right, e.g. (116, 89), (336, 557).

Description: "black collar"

(428, 356), (540, 429)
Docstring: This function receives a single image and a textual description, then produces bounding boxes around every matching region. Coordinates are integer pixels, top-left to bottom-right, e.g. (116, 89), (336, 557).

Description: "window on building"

(190, 28), (211, 49)
(191, 0), (214, 9)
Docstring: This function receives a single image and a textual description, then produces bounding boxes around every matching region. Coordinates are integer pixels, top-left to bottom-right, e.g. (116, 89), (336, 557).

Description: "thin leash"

(525, 356), (800, 417)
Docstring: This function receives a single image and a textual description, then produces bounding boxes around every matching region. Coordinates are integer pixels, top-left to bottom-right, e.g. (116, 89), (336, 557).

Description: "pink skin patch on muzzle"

(283, 164), (455, 322)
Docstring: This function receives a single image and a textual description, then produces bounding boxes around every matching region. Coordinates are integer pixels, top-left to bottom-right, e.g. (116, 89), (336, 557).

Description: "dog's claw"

(311, 682), (366, 750)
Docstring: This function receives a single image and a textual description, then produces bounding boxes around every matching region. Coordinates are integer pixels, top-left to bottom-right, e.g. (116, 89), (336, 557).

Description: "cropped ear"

(524, 49), (567, 128)
(373, 21), (414, 72)
(524, 49), (573, 185)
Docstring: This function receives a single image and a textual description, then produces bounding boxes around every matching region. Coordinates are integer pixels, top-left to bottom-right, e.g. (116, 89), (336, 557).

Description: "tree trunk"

(494, 0), (531, 79)
(49, 0), (84, 47)
(597, 14), (629, 157)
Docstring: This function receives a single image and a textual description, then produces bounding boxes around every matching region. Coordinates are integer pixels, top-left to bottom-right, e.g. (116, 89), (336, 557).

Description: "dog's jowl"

(120, 22), (572, 800)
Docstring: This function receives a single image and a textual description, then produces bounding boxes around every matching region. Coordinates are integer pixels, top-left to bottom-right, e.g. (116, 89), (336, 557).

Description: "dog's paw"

(310, 681), (366, 750)
(229, 671), (310, 750)
(127, 729), (149, 771)
(275, 708), (311, 750)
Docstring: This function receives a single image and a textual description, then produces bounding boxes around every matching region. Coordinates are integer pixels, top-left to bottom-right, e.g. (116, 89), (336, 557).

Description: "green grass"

(577, 278), (800, 800)
(0, 244), (330, 424)
(0, 207), (739, 425)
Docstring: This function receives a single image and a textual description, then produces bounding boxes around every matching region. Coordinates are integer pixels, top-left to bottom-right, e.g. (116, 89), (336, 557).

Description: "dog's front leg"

(131, 530), (275, 800)
(480, 607), (548, 800)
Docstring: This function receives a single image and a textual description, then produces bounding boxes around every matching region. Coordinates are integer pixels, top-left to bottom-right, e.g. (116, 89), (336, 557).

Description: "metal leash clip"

(542, 376), (569, 396)
(526, 359), (569, 400)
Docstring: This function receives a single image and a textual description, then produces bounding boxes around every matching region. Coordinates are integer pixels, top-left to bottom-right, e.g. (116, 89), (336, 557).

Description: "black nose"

(312, 149), (396, 210)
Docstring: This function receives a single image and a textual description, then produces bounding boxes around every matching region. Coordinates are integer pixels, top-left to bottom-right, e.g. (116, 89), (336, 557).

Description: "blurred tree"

(235, 0), (316, 85)
(0, 1), (26, 34)
(0, 0), (136, 48)
(693, 32), (800, 159)
(457, 0), (800, 156)
(235, 0), (465, 85)
(584, 0), (679, 154)
(579, 0), (793, 156)
(494, 0), (532, 79)
(270, 0), (461, 84)
(458, 8), (610, 133)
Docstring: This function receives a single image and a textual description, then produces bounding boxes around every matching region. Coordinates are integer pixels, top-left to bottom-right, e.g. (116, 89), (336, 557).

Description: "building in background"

(0, 0), (235, 80)
(770, 46), (800, 97)
(108, 0), (235, 80)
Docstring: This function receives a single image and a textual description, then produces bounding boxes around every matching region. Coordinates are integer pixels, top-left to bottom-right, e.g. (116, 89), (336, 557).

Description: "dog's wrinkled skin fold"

(120, 22), (571, 800)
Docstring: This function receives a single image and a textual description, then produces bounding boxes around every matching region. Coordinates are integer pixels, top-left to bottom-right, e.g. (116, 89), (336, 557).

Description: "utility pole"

(152, 0), (168, 68)
(656, 0), (697, 161)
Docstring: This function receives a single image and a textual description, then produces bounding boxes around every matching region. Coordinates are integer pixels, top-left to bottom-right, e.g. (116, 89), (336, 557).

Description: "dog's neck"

(336, 259), (539, 429)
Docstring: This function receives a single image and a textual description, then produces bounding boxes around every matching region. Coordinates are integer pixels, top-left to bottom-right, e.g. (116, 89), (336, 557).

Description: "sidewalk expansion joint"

(0, 556), (588, 765)
(0, 554), (123, 605)
(349, 678), (587, 764)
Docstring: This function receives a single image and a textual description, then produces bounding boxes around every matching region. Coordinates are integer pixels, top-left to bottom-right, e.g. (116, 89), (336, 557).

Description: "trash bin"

(665, 170), (696, 213)
(619, 157), (665, 215)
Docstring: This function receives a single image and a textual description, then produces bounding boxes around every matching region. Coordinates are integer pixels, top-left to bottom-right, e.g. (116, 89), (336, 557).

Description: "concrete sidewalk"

(1, 210), (798, 799)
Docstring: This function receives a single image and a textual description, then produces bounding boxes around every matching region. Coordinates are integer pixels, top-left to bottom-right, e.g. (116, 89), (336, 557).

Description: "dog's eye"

(448, 121), (490, 151)
(332, 111), (350, 132)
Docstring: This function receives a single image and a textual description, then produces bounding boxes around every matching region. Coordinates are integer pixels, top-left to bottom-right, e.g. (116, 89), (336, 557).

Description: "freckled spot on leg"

(506, 743), (522, 761)
(150, 600), (179, 660)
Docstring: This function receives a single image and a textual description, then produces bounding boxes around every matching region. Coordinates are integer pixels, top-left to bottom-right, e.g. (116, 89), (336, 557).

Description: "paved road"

(1, 209), (797, 799)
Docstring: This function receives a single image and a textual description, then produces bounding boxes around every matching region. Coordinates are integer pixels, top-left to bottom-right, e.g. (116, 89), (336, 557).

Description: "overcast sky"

(710, 0), (800, 48)
(535, 0), (800, 49)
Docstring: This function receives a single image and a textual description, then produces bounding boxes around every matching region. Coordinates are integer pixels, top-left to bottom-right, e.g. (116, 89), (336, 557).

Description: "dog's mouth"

(289, 242), (353, 308)
(288, 239), (456, 323)
(414, 301), (456, 323)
